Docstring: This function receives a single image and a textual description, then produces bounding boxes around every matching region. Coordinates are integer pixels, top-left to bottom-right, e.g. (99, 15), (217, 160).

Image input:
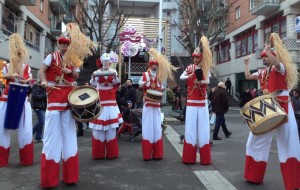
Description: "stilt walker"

(39, 23), (94, 188)
(243, 33), (300, 190)
(180, 36), (212, 165)
(0, 33), (33, 167)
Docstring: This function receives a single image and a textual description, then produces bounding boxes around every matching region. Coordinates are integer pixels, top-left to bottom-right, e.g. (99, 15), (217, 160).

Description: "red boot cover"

(280, 157), (300, 190)
(153, 138), (163, 159)
(142, 139), (153, 160)
(244, 155), (266, 184)
(182, 140), (196, 164)
(62, 153), (79, 184)
(19, 141), (34, 166)
(106, 138), (119, 159)
(41, 154), (60, 188)
(92, 136), (106, 159)
(199, 144), (211, 165)
(0, 146), (10, 167)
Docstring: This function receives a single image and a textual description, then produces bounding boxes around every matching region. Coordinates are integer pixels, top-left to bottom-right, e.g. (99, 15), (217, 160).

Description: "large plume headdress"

(197, 36), (212, 80)
(147, 48), (177, 82)
(62, 23), (95, 68)
(8, 33), (28, 75)
(270, 33), (298, 90)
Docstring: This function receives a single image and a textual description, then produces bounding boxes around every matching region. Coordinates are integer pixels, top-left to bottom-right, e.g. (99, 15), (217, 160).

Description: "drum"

(240, 94), (287, 135)
(68, 86), (101, 122)
(4, 82), (29, 129)
(145, 89), (163, 102)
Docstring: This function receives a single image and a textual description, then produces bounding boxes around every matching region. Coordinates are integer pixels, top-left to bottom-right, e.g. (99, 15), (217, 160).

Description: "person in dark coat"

(239, 87), (253, 108)
(211, 82), (231, 140)
(30, 82), (47, 142)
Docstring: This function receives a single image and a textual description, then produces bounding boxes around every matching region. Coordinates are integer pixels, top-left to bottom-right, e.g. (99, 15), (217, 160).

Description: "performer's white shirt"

(138, 69), (164, 89)
(2, 63), (32, 84)
(252, 63), (285, 77)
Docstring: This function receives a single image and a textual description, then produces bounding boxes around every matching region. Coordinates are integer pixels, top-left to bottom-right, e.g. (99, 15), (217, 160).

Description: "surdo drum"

(145, 89), (163, 102)
(68, 86), (101, 122)
(4, 82), (30, 129)
(240, 94), (287, 135)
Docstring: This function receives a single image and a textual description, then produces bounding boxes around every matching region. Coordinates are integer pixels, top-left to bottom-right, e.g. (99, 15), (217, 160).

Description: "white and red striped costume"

(89, 68), (122, 159)
(180, 64), (211, 165)
(0, 63), (33, 167)
(139, 69), (164, 160)
(41, 52), (79, 188)
(245, 63), (300, 190)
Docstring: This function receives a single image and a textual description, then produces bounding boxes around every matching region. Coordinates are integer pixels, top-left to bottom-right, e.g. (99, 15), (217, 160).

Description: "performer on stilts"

(139, 48), (177, 160)
(39, 23), (94, 188)
(243, 33), (300, 190)
(180, 36), (212, 165)
(89, 53), (123, 159)
(0, 33), (33, 167)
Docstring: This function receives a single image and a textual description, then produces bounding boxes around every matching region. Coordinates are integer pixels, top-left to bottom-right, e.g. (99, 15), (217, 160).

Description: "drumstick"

(48, 86), (61, 90)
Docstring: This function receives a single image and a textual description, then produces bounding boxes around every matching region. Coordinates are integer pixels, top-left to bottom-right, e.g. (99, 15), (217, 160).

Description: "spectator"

(135, 86), (144, 109)
(124, 79), (137, 109)
(30, 82), (47, 142)
(225, 77), (232, 95)
(289, 85), (298, 97)
(173, 86), (183, 110)
(211, 82), (231, 140)
(251, 88), (258, 98)
(291, 89), (300, 141)
(0, 80), (5, 97)
(239, 87), (253, 108)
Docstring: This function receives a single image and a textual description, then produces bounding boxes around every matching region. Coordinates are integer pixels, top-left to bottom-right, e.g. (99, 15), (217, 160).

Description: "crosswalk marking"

(164, 125), (237, 190)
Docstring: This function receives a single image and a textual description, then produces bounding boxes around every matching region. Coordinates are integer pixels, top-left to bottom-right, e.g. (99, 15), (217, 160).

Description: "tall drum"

(240, 94), (287, 135)
(4, 82), (29, 129)
(68, 86), (101, 122)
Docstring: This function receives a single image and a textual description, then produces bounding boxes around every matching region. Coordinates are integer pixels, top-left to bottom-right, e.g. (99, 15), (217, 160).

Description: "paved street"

(0, 106), (285, 190)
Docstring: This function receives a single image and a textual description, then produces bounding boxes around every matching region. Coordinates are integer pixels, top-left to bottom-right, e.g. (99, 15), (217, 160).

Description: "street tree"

(73, 0), (128, 57)
(174, 0), (234, 55)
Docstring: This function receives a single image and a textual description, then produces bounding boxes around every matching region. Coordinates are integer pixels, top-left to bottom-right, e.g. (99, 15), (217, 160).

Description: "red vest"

(186, 64), (207, 107)
(45, 52), (75, 83)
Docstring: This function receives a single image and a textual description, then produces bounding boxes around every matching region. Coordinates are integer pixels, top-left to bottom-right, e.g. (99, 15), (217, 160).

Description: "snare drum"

(240, 94), (287, 135)
(145, 89), (163, 102)
(4, 82), (29, 129)
(68, 86), (101, 122)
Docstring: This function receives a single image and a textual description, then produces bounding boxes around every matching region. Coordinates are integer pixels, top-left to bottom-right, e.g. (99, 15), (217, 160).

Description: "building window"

(216, 40), (230, 64)
(24, 22), (40, 51)
(235, 27), (257, 58)
(235, 7), (240, 20)
(2, 6), (17, 36)
(249, 0), (254, 10)
(40, 0), (44, 12)
(263, 15), (286, 41)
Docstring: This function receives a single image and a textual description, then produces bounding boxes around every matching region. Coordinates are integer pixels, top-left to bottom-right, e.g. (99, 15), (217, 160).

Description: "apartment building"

(213, 0), (300, 95)
(0, 0), (80, 79)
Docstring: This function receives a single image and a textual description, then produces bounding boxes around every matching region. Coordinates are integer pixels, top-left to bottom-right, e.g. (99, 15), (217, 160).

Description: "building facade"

(0, 0), (80, 80)
(214, 0), (300, 96)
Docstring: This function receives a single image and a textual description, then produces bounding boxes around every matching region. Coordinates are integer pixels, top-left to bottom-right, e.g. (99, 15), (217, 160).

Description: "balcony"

(162, 2), (177, 11)
(215, 32), (225, 41)
(63, 13), (74, 24)
(50, 21), (62, 36)
(49, 0), (68, 14)
(251, 0), (280, 15)
(15, 0), (36, 6)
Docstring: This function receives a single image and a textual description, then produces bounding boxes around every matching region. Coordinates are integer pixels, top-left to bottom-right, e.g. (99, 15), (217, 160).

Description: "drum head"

(147, 89), (163, 96)
(68, 86), (99, 106)
(252, 114), (286, 135)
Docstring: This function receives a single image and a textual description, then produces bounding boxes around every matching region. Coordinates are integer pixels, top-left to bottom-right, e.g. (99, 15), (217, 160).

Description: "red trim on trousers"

(19, 141), (34, 166)
(41, 154), (60, 188)
(142, 138), (163, 160)
(280, 157), (300, 190)
(244, 155), (267, 184)
(186, 103), (205, 107)
(0, 146), (10, 167)
(199, 144), (211, 165)
(92, 136), (106, 159)
(47, 106), (70, 111)
(62, 153), (79, 184)
(182, 141), (197, 164)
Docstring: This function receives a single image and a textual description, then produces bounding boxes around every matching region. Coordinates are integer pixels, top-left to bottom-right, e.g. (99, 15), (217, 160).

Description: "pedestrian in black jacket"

(211, 82), (232, 140)
(30, 82), (47, 142)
